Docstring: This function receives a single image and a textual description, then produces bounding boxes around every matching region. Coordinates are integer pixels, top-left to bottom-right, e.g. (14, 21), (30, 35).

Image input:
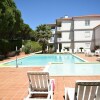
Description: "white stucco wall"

(74, 42), (91, 49)
(61, 21), (73, 31)
(61, 32), (71, 42)
(74, 30), (93, 41)
(95, 26), (100, 46)
(74, 18), (100, 29)
(53, 16), (100, 51)
(62, 43), (71, 49)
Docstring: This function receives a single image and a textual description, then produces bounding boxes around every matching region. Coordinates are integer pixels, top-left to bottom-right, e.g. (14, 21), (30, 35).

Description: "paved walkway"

(0, 53), (100, 100)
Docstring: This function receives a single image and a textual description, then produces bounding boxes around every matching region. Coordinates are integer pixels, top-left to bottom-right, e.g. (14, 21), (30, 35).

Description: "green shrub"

(23, 44), (31, 54)
(22, 40), (28, 45)
(30, 42), (42, 52)
(9, 40), (22, 51)
(0, 40), (9, 56)
(22, 41), (42, 54)
(0, 39), (22, 57)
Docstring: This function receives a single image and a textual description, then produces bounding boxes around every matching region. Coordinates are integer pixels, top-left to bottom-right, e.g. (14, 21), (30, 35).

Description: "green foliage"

(22, 40), (27, 45)
(23, 42), (31, 54)
(20, 24), (32, 40)
(22, 40), (42, 54)
(38, 38), (48, 53)
(9, 39), (22, 51)
(36, 24), (52, 53)
(29, 30), (37, 41)
(0, 39), (22, 56)
(30, 41), (42, 52)
(36, 24), (52, 39)
(0, 0), (23, 39)
(0, 39), (9, 55)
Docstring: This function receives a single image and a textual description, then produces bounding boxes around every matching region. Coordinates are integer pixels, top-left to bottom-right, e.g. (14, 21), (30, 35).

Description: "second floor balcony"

(57, 38), (71, 42)
(51, 29), (55, 34)
(57, 27), (61, 31)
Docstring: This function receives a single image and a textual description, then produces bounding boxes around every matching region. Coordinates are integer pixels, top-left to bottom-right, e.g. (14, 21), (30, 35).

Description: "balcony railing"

(51, 30), (55, 34)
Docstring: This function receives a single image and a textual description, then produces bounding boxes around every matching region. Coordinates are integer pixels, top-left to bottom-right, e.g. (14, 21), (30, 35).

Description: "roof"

(56, 14), (100, 22)
(94, 24), (100, 29)
(73, 14), (100, 19)
(56, 17), (72, 22)
(46, 23), (56, 29)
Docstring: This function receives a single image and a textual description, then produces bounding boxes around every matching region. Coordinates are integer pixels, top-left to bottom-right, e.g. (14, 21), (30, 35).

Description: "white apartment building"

(48, 15), (100, 53)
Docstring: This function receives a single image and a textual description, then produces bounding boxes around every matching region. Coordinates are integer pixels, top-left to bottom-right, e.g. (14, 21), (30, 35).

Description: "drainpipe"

(72, 17), (74, 53)
(93, 28), (96, 48)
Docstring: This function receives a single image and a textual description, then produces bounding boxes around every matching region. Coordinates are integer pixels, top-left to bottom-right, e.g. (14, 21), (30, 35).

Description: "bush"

(0, 39), (22, 57)
(0, 55), (5, 60)
(0, 40), (10, 56)
(22, 41), (42, 54)
(9, 40), (22, 51)
(23, 47), (30, 54)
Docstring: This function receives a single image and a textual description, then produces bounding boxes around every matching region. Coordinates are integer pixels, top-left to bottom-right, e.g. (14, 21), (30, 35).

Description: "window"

(84, 31), (90, 38)
(85, 20), (90, 26)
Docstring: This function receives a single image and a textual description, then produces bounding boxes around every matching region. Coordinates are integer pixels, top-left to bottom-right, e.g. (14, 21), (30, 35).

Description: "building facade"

(48, 15), (100, 53)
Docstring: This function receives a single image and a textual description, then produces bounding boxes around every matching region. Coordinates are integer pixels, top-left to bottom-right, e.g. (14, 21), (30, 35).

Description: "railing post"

(16, 46), (18, 68)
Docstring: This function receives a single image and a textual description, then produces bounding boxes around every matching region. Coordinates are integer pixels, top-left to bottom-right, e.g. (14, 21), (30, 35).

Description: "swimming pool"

(3, 54), (85, 66)
(44, 63), (100, 76)
(2, 54), (100, 76)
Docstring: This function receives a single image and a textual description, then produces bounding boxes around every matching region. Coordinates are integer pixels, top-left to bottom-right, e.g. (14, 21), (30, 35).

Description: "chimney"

(64, 15), (68, 18)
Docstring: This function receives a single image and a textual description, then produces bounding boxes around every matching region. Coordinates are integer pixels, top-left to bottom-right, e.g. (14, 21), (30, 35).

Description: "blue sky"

(14, 0), (100, 30)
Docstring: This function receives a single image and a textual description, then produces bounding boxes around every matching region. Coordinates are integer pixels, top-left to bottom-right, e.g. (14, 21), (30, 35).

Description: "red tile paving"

(0, 53), (100, 100)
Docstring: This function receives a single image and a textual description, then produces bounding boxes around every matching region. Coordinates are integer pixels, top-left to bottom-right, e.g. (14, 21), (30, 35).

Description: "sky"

(14, 0), (100, 30)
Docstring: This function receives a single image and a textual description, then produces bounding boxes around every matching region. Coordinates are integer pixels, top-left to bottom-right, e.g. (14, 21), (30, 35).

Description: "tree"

(36, 24), (52, 53)
(0, 0), (23, 39)
(29, 30), (37, 41)
(20, 23), (32, 40)
(0, 0), (23, 56)
(38, 38), (48, 53)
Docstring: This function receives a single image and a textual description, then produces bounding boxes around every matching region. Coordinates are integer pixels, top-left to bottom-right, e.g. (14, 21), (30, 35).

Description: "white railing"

(51, 30), (55, 34)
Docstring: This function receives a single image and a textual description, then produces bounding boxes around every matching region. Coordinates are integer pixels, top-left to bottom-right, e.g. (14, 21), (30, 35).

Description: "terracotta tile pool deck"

(0, 53), (100, 100)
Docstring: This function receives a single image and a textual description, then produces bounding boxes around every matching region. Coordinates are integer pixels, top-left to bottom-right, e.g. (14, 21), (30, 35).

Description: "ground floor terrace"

(0, 53), (100, 100)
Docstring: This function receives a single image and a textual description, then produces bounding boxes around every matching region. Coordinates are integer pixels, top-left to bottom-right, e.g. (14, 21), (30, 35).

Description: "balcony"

(51, 29), (55, 34)
(57, 38), (62, 42)
(48, 37), (54, 43)
(57, 38), (71, 42)
(57, 27), (61, 31)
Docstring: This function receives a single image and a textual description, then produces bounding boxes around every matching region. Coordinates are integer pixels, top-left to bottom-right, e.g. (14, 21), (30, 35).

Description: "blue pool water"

(3, 54), (100, 76)
(44, 63), (100, 76)
(4, 54), (85, 66)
